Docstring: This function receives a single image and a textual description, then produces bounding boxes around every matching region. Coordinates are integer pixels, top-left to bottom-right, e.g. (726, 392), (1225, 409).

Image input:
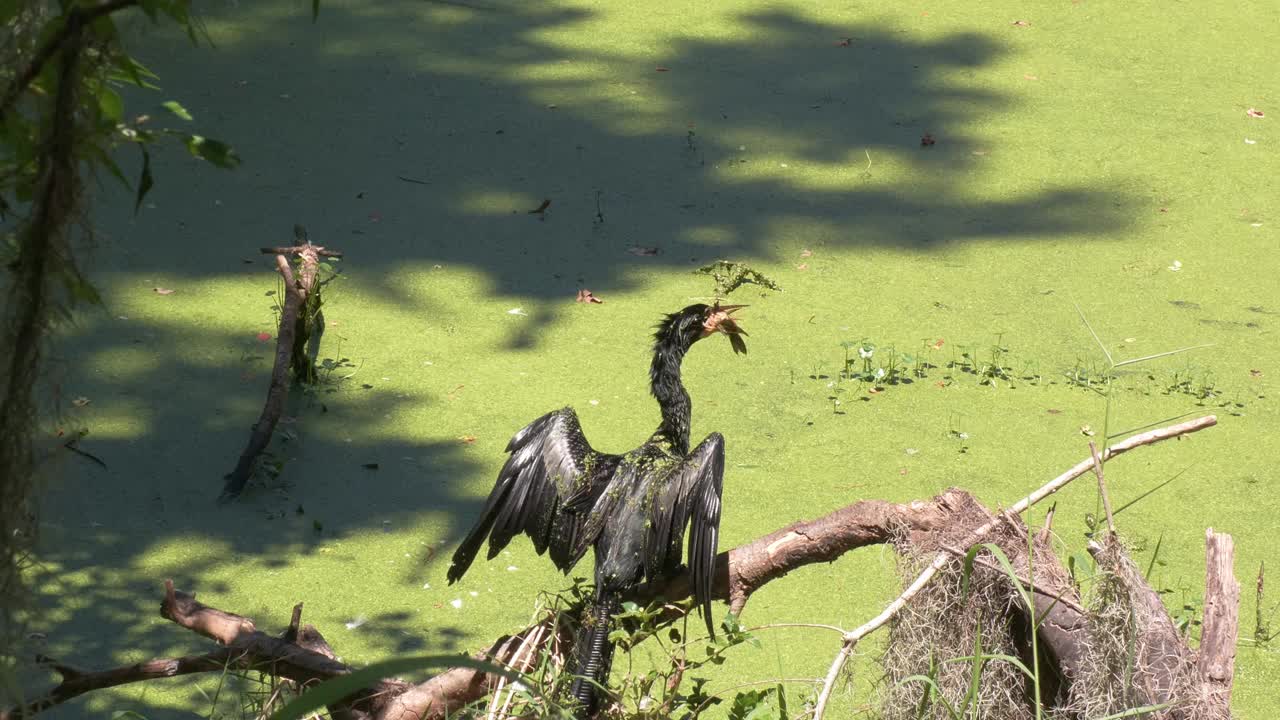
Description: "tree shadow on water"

(104, 3), (1134, 341)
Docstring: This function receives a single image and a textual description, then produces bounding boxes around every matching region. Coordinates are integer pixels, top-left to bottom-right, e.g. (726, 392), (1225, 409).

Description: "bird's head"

(657, 302), (748, 355)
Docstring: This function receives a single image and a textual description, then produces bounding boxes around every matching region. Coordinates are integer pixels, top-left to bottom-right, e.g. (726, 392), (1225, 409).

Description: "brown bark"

(219, 233), (341, 500)
(1196, 529), (1239, 719)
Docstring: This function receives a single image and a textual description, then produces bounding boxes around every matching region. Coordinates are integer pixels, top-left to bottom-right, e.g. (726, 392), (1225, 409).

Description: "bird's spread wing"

(447, 408), (616, 583)
(644, 433), (725, 637)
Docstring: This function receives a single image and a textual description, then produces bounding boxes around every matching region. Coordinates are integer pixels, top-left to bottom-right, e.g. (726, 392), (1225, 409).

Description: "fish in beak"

(701, 303), (748, 354)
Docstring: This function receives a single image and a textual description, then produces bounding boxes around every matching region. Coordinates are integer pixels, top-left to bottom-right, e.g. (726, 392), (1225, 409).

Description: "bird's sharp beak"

(702, 304), (748, 354)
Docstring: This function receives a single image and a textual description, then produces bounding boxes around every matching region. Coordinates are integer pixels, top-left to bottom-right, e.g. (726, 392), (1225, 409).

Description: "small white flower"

(858, 346), (874, 359)
(507, 565), (519, 571)
(345, 615), (367, 630)
(1245, 138), (1257, 144)
(589, 399), (599, 405)
(507, 308), (527, 316)
(874, 368), (886, 380)
(450, 599), (463, 609)
(905, 448), (919, 456)
(1168, 260), (1182, 272)
(422, 582), (431, 589)
(469, 591), (479, 597)
(511, 681), (529, 693)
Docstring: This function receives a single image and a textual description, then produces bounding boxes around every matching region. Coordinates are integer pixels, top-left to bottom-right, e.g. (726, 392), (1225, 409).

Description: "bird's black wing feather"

(643, 433), (725, 637)
(447, 408), (616, 583)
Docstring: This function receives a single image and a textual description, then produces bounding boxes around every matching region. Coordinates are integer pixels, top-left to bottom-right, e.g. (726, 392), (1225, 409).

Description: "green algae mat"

(18, 0), (1278, 716)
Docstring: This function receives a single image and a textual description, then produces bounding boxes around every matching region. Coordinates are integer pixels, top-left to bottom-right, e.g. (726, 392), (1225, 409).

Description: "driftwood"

(6, 416), (1237, 720)
(220, 226), (342, 500)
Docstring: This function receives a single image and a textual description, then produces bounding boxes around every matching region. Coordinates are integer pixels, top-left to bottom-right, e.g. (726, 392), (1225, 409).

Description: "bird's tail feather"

(569, 592), (618, 718)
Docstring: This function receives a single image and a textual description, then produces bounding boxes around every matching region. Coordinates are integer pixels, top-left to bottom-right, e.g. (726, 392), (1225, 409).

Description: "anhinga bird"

(446, 302), (747, 717)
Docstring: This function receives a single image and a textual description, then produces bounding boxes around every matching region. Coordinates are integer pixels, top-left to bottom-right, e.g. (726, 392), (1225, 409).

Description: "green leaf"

(134, 146), (154, 215)
(181, 134), (241, 168)
(161, 100), (193, 121)
(98, 87), (124, 123)
(267, 655), (519, 720)
(727, 688), (777, 720)
(109, 54), (160, 89)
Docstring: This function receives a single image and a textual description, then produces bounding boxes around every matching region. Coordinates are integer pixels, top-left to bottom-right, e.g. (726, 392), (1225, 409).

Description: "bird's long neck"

(650, 339), (692, 456)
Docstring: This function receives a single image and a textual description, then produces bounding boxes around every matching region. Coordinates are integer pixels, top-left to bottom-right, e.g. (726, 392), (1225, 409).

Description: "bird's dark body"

(446, 303), (742, 718)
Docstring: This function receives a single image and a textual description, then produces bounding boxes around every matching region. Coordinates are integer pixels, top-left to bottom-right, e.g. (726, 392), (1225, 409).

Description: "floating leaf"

(627, 246), (660, 256)
(72, 397), (91, 408)
(1012, 19), (1031, 26)
(527, 199), (551, 214)
(458, 435), (477, 444)
(575, 289), (604, 304)
(362, 463), (379, 470)
(1246, 108), (1265, 118)
(921, 133), (936, 146)
(152, 287), (175, 295)
(1080, 424), (1096, 437)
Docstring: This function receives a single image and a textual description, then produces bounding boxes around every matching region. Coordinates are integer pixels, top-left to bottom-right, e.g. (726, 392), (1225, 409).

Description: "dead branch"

(1196, 529), (1239, 719)
(220, 227), (341, 500)
(1, 651), (232, 719)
